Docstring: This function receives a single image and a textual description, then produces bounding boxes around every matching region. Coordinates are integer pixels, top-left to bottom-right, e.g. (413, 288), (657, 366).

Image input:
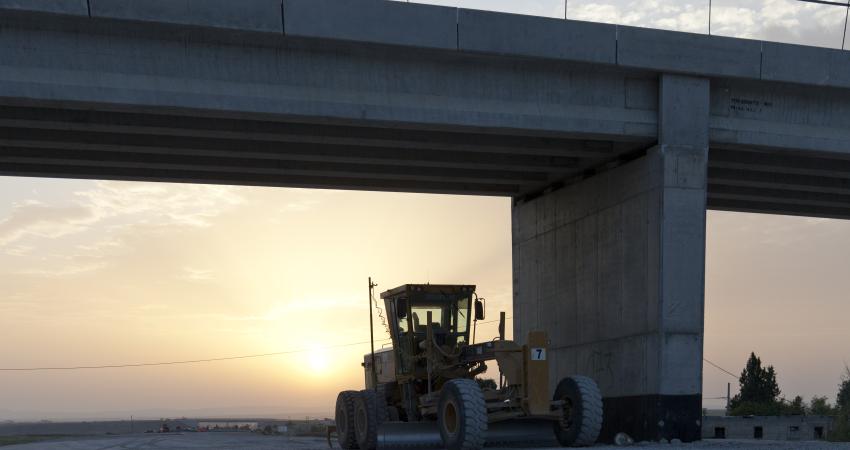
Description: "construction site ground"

(2, 433), (849, 450)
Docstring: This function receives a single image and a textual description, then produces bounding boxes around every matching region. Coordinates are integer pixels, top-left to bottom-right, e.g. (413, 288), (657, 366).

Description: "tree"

(809, 396), (835, 416)
(838, 365), (850, 412)
(784, 395), (806, 416)
(730, 352), (781, 416)
(830, 366), (850, 442)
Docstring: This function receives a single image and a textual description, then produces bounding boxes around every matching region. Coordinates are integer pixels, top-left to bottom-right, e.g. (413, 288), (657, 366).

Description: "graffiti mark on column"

(591, 351), (615, 383)
(730, 97), (774, 114)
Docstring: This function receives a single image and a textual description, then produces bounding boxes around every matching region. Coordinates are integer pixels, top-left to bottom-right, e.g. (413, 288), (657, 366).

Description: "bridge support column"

(512, 74), (708, 443)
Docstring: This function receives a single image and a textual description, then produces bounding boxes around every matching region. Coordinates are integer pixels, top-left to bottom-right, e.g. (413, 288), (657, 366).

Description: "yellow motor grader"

(333, 283), (603, 449)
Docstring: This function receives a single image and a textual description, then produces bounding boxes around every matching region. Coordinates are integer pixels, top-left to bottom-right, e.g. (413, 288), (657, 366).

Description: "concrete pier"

(512, 75), (709, 442)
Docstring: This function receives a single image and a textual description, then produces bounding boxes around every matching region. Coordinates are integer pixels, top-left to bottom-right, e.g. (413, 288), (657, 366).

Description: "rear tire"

(336, 390), (361, 449)
(354, 389), (378, 450)
(552, 376), (603, 447)
(438, 379), (487, 450)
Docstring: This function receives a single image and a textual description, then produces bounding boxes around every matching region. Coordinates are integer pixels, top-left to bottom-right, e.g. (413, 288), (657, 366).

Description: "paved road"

(3, 433), (850, 449)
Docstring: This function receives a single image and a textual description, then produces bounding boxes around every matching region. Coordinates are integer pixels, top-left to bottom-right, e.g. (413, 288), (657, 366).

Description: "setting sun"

(307, 348), (331, 374)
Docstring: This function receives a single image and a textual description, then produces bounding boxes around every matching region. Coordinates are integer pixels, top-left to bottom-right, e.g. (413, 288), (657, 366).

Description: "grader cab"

(334, 283), (603, 449)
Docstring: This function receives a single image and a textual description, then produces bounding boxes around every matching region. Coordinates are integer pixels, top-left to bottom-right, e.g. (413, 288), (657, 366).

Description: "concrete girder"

(709, 147), (850, 179)
(0, 14), (658, 145)
(0, 106), (637, 159)
(0, 146), (550, 186)
(708, 167), (850, 196)
(709, 79), (850, 157)
(709, 198), (850, 221)
(0, 162), (521, 196)
(708, 185), (850, 211)
(0, 129), (581, 173)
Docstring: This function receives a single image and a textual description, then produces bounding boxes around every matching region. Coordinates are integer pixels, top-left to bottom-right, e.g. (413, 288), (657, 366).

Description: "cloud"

(428, 0), (849, 48)
(15, 262), (108, 278)
(219, 298), (364, 323)
(179, 267), (215, 282)
(4, 245), (34, 256)
(0, 202), (97, 247)
(75, 181), (245, 228)
(0, 181), (245, 250)
(281, 199), (320, 213)
(74, 237), (125, 256)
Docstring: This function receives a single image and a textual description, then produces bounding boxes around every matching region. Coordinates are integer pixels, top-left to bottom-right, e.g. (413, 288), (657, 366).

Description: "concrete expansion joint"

(280, 0), (285, 36)
(658, 144), (708, 154)
(516, 182), (665, 240)
(659, 330), (702, 337)
(548, 331), (665, 351)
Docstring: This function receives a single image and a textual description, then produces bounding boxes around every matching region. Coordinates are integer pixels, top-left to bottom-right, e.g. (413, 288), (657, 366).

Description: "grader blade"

(377, 422), (442, 448)
(486, 420), (559, 446)
(374, 420), (558, 449)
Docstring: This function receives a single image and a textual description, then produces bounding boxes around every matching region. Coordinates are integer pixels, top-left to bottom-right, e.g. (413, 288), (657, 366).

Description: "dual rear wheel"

(335, 387), (387, 450)
(335, 390), (360, 449)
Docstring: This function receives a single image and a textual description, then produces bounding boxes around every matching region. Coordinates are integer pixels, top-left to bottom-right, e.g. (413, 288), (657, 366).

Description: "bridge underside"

(0, 103), (650, 197)
(708, 145), (850, 220)
(2, 103), (850, 219)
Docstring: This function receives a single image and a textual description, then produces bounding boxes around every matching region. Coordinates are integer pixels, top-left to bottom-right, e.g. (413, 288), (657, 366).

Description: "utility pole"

(708, 0), (713, 35)
(726, 383), (731, 413)
(368, 277), (378, 391)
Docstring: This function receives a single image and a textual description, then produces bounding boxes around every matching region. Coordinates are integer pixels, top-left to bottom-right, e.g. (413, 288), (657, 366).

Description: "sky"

(1, 0), (850, 421)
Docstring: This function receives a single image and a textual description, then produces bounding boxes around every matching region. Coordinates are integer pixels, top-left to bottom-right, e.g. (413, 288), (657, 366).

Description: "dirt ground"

(2, 433), (850, 450)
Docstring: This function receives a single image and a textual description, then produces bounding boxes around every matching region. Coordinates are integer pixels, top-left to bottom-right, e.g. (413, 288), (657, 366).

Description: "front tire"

(354, 389), (378, 450)
(438, 379), (487, 450)
(335, 390), (361, 449)
(552, 376), (603, 447)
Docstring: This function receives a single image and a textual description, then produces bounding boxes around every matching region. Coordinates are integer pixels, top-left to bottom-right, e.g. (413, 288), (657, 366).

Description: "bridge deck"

(1, 0), (849, 218)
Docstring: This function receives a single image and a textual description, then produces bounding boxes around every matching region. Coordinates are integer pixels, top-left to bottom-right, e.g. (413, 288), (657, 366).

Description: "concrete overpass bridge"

(2, 0), (849, 442)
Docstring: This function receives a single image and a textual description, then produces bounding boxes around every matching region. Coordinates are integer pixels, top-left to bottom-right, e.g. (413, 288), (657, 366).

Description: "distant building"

(198, 421), (258, 431)
(703, 415), (834, 441)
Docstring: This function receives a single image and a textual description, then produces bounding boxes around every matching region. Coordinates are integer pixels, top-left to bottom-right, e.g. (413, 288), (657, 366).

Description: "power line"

(796, 0), (850, 7)
(0, 339), (391, 372)
(475, 316), (513, 326)
(0, 317), (514, 372)
(843, 1), (849, 50)
(704, 357), (738, 380)
(6, 317), (749, 380)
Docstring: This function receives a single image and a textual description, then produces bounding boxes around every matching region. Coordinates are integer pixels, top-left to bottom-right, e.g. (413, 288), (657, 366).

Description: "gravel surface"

(2, 433), (850, 449)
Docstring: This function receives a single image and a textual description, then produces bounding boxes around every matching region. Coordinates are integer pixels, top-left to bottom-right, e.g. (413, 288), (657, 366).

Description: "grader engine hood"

(363, 348), (396, 389)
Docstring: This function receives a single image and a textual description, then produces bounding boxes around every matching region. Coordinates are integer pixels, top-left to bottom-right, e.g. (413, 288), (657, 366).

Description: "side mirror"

(397, 298), (408, 319)
(474, 298), (485, 321)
